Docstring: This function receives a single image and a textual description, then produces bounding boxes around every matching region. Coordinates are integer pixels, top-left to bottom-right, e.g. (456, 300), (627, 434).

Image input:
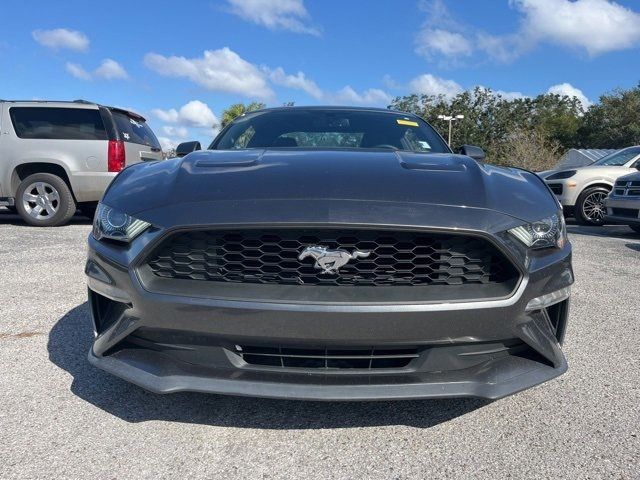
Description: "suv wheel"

(575, 186), (609, 226)
(15, 173), (76, 227)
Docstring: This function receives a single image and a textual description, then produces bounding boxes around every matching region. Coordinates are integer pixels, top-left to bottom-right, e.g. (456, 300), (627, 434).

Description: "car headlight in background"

(508, 213), (567, 249)
(93, 203), (151, 242)
(545, 170), (577, 181)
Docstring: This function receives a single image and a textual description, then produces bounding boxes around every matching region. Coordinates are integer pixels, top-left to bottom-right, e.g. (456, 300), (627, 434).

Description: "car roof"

(247, 105), (419, 117)
(0, 99), (146, 121)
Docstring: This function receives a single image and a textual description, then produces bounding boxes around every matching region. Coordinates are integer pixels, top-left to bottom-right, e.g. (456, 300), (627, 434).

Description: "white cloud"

(381, 75), (401, 90)
(158, 136), (178, 151)
(161, 126), (189, 139)
(65, 62), (91, 80)
(414, 0), (472, 62)
(415, 0), (640, 63)
(225, 0), (320, 35)
(265, 66), (391, 106)
(547, 82), (592, 109)
(32, 28), (89, 51)
(94, 58), (128, 80)
(408, 74), (463, 98)
(415, 28), (473, 59)
(152, 108), (178, 123)
(144, 48), (273, 99)
(515, 0), (640, 56)
(152, 100), (218, 128)
(329, 87), (392, 106)
(65, 59), (128, 81)
(156, 101), (219, 153)
(476, 33), (528, 63)
(179, 100), (219, 128)
(267, 67), (323, 99)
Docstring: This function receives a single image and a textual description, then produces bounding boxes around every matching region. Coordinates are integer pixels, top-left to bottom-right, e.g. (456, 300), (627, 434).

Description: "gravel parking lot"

(0, 207), (638, 479)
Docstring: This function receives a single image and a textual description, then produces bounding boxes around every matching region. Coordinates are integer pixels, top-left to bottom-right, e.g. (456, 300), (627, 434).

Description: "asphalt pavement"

(0, 208), (638, 479)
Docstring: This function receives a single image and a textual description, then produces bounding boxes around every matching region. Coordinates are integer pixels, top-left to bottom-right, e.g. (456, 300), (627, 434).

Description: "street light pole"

(437, 114), (464, 146)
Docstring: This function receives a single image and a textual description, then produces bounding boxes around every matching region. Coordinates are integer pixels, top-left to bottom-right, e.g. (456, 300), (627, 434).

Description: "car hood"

(104, 149), (558, 224)
(615, 170), (640, 182)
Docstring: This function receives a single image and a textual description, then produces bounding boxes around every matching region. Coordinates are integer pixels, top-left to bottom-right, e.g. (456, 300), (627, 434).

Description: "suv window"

(9, 107), (107, 140)
(111, 111), (161, 149)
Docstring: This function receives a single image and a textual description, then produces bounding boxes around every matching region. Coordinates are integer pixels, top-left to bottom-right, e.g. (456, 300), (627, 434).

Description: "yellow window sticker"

(397, 118), (419, 127)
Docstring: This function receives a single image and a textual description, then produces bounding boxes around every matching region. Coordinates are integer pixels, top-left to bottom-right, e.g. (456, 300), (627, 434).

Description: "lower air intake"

(233, 345), (420, 369)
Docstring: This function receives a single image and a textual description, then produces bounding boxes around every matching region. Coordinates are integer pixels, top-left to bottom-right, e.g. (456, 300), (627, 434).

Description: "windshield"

(212, 109), (450, 153)
(593, 147), (640, 166)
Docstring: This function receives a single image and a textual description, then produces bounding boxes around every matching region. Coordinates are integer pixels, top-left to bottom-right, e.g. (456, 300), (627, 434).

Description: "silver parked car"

(604, 170), (640, 233)
(0, 100), (162, 226)
(539, 146), (640, 225)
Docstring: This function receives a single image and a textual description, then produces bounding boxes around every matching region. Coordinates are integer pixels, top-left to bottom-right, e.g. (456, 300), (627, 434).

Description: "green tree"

(578, 84), (640, 148)
(389, 87), (584, 169)
(220, 102), (266, 128)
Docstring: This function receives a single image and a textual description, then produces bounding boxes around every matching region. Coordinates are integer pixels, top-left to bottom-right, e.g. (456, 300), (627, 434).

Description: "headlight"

(508, 213), (567, 249)
(545, 170), (576, 181)
(93, 203), (151, 242)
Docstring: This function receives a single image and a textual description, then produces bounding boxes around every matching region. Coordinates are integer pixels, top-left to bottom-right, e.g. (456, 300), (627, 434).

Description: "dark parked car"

(86, 107), (573, 400)
(604, 170), (640, 232)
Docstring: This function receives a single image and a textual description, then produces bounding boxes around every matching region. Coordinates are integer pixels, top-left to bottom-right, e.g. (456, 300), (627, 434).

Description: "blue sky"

(1, 0), (639, 150)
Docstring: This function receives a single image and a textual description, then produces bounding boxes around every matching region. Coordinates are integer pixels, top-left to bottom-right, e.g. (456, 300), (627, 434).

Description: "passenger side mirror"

(458, 145), (486, 162)
(175, 141), (202, 158)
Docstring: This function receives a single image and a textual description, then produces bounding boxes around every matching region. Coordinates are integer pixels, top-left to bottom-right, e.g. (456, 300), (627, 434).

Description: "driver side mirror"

(175, 141), (202, 158)
(458, 145), (486, 162)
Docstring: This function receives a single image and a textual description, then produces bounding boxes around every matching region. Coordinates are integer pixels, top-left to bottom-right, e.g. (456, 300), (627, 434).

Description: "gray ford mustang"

(86, 106), (573, 400)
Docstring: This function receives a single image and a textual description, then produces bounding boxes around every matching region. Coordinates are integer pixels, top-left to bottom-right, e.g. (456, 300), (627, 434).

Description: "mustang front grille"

(145, 228), (519, 287)
(233, 345), (420, 369)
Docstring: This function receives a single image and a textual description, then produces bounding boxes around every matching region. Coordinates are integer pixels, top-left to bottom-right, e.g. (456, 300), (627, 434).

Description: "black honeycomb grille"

(146, 229), (518, 287)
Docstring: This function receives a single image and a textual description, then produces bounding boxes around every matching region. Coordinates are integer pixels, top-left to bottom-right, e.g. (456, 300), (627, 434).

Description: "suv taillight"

(108, 140), (126, 172)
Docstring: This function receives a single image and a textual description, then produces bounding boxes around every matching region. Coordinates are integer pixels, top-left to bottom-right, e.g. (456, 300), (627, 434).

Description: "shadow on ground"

(566, 224), (640, 240)
(0, 207), (93, 226)
(48, 303), (489, 429)
(626, 243), (640, 252)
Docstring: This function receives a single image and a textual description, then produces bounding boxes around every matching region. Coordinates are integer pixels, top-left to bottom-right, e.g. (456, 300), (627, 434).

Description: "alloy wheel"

(581, 191), (607, 223)
(22, 182), (60, 220)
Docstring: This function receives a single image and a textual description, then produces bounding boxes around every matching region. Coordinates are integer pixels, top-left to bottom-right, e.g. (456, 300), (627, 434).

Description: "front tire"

(575, 186), (609, 226)
(15, 173), (76, 227)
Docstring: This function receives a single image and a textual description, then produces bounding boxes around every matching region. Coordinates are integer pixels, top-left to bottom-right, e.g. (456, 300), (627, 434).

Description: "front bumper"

(604, 196), (640, 226)
(543, 180), (580, 207)
(86, 222), (573, 401)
